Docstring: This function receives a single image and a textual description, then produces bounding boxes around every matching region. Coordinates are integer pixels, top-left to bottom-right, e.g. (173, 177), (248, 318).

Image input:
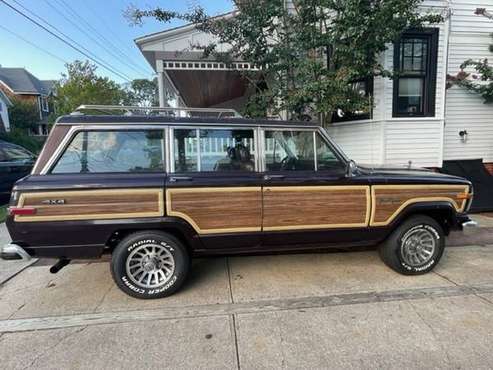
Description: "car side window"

(51, 130), (165, 174)
(264, 130), (315, 171)
(173, 128), (256, 172)
(316, 133), (345, 172)
(264, 130), (344, 172)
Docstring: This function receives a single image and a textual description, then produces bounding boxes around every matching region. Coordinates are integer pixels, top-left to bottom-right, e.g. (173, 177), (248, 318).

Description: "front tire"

(379, 215), (445, 275)
(111, 231), (189, 299)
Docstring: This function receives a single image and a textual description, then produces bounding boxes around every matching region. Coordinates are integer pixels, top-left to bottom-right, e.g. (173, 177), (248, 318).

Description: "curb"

(0, 258), (38, 286)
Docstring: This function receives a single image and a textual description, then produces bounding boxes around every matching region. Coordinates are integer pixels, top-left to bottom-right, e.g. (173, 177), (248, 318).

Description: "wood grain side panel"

(371, 185), (470, 226)
(263, 186), (370, 231)
(15, 189), (164, 222)
(166, 187), (262, 234)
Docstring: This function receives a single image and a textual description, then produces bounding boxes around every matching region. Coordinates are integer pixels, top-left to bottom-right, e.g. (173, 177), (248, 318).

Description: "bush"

(0, 129), (45, 154)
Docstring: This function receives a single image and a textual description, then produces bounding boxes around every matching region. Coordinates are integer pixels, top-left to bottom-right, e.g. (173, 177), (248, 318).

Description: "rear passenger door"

(166, 126), (263, 249)
(261, 128), (371, 248)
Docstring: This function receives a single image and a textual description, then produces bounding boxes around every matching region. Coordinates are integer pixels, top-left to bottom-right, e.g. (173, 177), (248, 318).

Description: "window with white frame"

(40, 96), (49, 112)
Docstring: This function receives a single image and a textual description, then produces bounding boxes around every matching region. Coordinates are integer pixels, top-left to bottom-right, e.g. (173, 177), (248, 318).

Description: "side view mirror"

(346, 160), (357, 177)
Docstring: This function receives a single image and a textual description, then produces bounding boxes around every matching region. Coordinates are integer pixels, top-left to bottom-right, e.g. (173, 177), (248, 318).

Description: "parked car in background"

(0, 140), (35, 204)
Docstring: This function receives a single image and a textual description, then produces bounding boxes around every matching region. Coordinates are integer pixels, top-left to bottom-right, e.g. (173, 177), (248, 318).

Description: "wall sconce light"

(459, 130), (468, 143)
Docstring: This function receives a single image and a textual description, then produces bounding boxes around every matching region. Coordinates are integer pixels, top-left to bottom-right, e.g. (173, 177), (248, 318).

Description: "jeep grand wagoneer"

(2, 108), (475, 299)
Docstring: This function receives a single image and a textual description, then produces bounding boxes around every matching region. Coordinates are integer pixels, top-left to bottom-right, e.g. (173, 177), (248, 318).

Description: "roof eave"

(134, 10), (237, 48)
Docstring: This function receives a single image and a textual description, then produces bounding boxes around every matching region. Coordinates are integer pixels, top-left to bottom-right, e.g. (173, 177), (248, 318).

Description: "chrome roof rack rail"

(71, 105), (242, 118)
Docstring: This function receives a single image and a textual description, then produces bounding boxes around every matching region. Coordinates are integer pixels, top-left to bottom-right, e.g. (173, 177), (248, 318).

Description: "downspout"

(441, 0), (452, 168)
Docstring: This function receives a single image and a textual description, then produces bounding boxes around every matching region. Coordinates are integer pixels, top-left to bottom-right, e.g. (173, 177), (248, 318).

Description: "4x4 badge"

(41, 199), (66, 205)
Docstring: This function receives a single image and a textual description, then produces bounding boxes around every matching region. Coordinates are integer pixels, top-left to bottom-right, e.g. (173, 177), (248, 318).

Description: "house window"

(41, 96), (49, 112)
(393, 29), (439, 117)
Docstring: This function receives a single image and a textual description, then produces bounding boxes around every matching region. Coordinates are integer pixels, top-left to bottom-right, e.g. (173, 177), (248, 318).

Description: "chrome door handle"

(169, 176), (193, 182)
(263, 174), (285, 181)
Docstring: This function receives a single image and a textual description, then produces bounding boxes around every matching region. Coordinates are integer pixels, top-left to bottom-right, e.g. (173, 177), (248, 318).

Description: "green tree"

(8, 98), (39, 132)
(126, 0), (442, 122)
(127, 78), (159, 107)
(52, 60), (130, 119)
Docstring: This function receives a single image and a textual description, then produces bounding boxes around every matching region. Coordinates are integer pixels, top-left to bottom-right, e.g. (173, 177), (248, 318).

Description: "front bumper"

(462, 219), (478, 228)
(455, 214), (478, 230)
(1, 243), (31, 261)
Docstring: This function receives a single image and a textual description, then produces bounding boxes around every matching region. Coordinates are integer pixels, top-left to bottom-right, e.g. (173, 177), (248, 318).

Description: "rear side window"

(173, 128), (256, 172)
(51, 130), (164, 174)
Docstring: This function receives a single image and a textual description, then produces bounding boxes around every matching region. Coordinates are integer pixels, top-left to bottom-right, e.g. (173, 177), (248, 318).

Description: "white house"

(135, 0), (493, 173)
(0, 89), (12, 132)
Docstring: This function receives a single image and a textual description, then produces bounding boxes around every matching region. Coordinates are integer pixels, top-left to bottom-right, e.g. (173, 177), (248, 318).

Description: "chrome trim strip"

(55, 120), (322, 130)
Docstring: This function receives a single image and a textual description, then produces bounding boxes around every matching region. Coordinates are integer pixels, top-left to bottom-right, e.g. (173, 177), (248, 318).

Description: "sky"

(0, 0), (233, 83)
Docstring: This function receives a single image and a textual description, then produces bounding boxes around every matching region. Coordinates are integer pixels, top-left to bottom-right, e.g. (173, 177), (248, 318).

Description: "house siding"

(328, 2), (448, 168)
(326, 120), (384, 164)
(443, 0), (493, 164)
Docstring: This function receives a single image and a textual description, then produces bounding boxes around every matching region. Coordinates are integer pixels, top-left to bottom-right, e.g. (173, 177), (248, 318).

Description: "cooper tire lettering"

(111, 231), (189, 299)
(379, 215), (445, 276)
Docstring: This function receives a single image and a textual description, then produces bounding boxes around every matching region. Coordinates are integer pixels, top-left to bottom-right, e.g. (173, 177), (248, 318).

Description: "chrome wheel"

(400, 227), (436, 267)
(125, 243), (175, 289)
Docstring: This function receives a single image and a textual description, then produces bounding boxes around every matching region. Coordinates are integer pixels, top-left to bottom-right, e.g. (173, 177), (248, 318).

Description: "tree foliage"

(127, 0), (442, 121)
(8, 98), (39, 131)
(126, 78), (159, 107)
(52, 60), (131, 119)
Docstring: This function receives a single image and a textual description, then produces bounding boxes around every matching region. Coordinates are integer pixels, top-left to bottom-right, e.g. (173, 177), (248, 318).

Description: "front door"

(261, 128), (371, 248)
(165, 126), (263, 249)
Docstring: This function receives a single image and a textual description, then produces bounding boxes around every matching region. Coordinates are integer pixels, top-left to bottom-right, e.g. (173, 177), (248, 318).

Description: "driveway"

(0, 219), (493, 369)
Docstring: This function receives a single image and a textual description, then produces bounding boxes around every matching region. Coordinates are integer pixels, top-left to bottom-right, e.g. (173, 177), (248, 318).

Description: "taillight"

(8, 207), (37, 216)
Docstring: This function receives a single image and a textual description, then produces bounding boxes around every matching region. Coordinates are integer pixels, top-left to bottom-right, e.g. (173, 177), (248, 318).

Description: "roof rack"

(71, 105), (242, 119)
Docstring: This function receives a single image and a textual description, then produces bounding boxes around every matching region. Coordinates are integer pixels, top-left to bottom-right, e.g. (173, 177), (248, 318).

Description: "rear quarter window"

(51, 130), (165, 174)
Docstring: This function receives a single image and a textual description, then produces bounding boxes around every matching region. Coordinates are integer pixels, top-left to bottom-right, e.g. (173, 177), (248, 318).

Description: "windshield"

(0, 143), (34, 162)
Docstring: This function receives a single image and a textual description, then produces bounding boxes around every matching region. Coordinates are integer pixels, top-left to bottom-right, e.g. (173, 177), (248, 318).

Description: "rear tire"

(111, 231), (189, 299)
(379, 215), (445, 275)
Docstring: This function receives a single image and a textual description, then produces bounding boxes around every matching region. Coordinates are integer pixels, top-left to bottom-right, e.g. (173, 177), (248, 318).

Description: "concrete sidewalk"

(0, 216), (492, 369)
(1, 245), (493, 369)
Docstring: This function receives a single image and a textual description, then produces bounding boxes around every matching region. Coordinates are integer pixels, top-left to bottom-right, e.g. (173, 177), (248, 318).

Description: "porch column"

(156, 60), (166, 108)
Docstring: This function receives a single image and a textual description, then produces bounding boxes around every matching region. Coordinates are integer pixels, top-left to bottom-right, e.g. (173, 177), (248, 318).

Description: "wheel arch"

(105, 217), (202, 254)
(385, 201), (458, 236)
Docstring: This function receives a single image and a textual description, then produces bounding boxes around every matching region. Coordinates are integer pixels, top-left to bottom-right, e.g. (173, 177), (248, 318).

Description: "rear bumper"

(1, 243), (32, 261)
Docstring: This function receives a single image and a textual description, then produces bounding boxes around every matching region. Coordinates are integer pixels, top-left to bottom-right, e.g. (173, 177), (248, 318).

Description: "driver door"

(261, 128), (371, 248)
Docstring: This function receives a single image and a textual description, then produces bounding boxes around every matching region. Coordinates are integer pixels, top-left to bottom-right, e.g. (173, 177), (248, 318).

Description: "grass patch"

(0, 205), (7, 223)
